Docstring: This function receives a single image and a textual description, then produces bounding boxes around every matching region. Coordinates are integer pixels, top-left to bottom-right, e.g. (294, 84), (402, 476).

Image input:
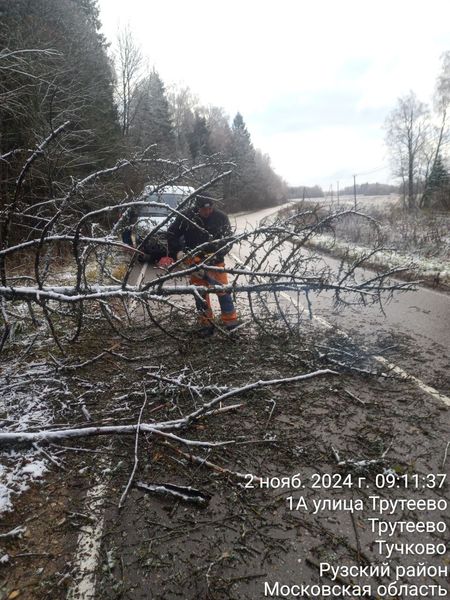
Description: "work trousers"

(187, 259), (237, 327)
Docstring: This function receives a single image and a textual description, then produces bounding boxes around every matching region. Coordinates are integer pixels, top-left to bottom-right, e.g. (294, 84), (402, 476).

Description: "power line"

(355, 163), (390, 177)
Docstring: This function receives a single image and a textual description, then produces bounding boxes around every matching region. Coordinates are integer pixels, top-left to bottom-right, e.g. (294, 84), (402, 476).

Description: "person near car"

(121, 207), (137, 246)
(165, 195), (239, 336)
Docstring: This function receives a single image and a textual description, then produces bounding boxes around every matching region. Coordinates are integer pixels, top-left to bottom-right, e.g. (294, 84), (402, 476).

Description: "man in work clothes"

(166, 195), (239, 336)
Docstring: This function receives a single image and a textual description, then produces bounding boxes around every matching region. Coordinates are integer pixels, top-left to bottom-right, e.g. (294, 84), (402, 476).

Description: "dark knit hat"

(195, 195), (214, 208)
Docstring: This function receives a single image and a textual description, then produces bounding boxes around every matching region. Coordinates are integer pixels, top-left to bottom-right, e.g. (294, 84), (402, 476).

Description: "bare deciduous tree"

(385, 91), (431, 210)
(115, 26), (144, 138)
(167, 86), (199, 159)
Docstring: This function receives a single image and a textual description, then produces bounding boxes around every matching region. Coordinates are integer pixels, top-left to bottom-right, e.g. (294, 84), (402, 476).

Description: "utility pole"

(337, 181), (340, 207)
(353, 174), (357, 210)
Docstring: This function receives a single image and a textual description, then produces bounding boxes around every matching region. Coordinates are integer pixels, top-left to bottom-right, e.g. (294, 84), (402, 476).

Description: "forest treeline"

(286, 182), (399, 199)
(0, 0), (287, 231)
(338, 182), (399, 196)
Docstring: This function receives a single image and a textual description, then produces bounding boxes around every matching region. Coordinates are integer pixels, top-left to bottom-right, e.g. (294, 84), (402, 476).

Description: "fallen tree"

(0, 133), (415, 352)
(0, 134), (418, 517)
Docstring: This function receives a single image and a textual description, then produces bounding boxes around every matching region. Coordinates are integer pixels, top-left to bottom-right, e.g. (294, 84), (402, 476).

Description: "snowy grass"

(289, 195), (450, 287)
(309, 233), (449, 285)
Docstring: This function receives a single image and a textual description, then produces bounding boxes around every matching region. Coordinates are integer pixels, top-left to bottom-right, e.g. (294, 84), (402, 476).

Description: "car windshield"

(139, 206), (169, 217)
(157, 193), (182, 208)
(138, 193), (183, 217)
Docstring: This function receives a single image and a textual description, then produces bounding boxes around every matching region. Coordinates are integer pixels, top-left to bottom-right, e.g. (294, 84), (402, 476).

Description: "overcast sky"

(97, 0), (450, 189)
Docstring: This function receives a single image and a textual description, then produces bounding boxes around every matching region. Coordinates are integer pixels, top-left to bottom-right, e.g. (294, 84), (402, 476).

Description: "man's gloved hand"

(158, 256), (174, 268)
(200, 253), (215, 264)
(205, 254), (224, 266)
(176, 251), (185, 261)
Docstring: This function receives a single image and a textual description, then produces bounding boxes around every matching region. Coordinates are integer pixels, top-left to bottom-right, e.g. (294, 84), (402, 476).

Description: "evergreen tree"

(0, 0), (119, 170)
(130, 69), (175, 157)
(422, 154), (450, 209)
(71, 0), (102, 29)
(427, 154), (448, 189)
(232, 113), (253, 151)
(227, 112), (260, 210)
(0, 0), (120, 247)
(188, 112), (211, 162)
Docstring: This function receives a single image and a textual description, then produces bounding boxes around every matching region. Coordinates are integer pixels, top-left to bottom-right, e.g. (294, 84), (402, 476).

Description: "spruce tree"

(188, 112), (211, 162)
(130, 69), (175, 157)
(0, 0), (120, 246)
(423, 154), (450, 209)
(227, 112), (260, 210)
(0, 0), (119, 169)
(428, 154), (449, 189)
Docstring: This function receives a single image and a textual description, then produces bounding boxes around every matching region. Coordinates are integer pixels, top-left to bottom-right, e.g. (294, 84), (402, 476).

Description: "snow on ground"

(288, 194), (450, 286)
(309, 233), (449, 285)
(0, 457), (48, 514)
(290, 193), (400, 211)
(0, 351), (65, 515)
(316, 193), (400, 211)
(0, 248), (138, 516)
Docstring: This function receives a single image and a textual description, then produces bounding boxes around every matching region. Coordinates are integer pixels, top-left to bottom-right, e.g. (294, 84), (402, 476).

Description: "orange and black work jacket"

(167, 208), (233, 263)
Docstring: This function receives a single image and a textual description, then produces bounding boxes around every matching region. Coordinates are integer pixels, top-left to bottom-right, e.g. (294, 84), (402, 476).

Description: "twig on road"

(135, 481), (210, 506)
(118, 384), (148, 510)
(343, 388), (366, 405)
(0, 369), (335, 447)
(0, 526), (27, 540)
(32, 442), (65, 470)
(166, 442), (262, 484)
(443, 441), (450, 468)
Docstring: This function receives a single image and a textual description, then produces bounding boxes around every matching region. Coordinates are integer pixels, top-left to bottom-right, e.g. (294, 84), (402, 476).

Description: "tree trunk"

(408, 138), (415, 210)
